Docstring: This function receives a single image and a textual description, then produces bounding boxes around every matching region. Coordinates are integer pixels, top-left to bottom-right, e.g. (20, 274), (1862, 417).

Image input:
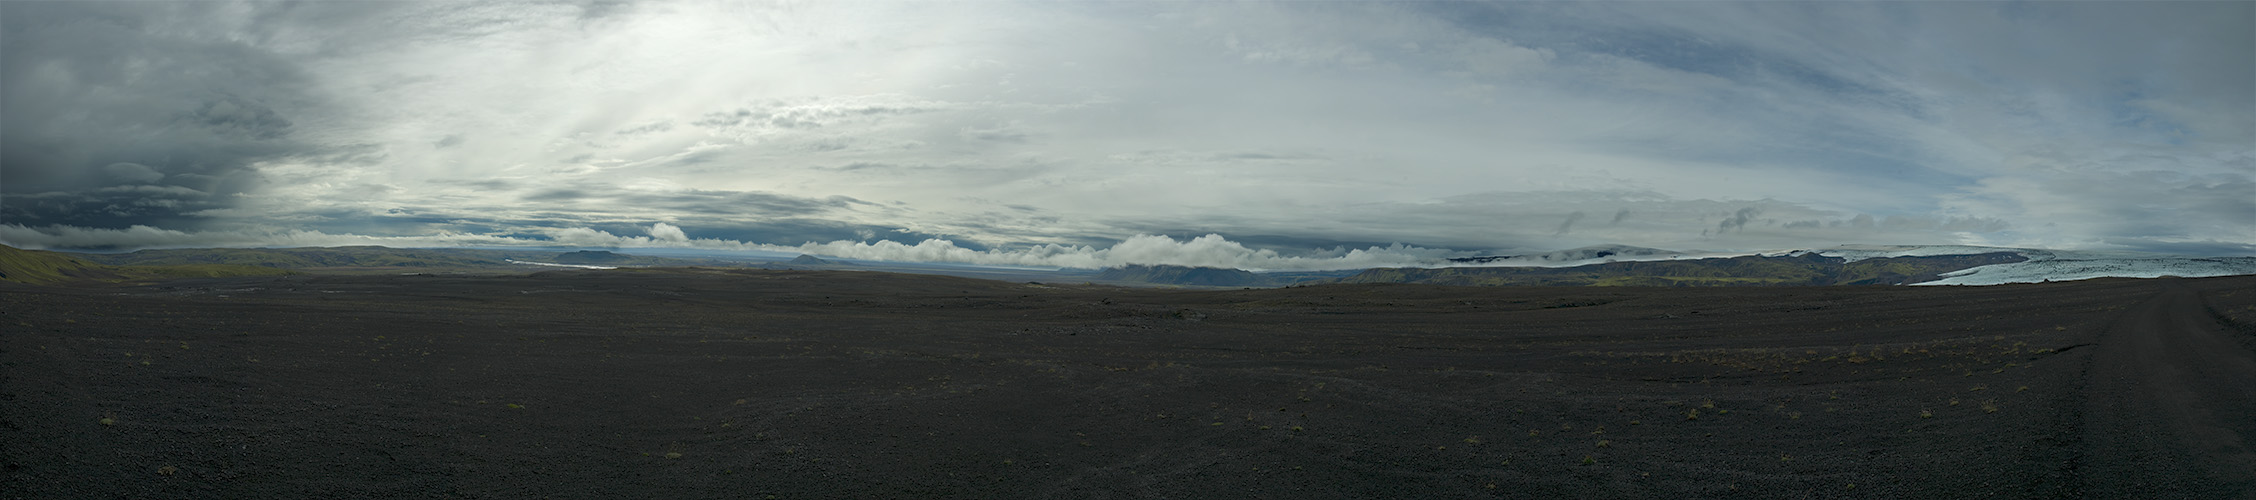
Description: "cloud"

(1941, 168), (2255, 252)
(0, 2), (351, 231)
(647, 222), (688, 243)
(691, 95), (956, 135)
(1553, 211), (1586, 236)
(102, 163), (166, 184)
(0, 223), (1462, 271)
(1717, 207), (1762, 233)
(2, 2), (2245, 257)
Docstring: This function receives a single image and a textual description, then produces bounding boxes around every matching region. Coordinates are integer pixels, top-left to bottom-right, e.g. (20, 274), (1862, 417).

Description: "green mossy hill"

(1097, 265), (1272, 287)
(0, 244), (122, 285)
(0, 244), (292, 285)
(1335, 252), (2027, 287)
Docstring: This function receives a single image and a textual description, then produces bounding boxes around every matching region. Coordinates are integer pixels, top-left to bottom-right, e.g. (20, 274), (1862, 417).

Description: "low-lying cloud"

(0, 223), (1462, 271)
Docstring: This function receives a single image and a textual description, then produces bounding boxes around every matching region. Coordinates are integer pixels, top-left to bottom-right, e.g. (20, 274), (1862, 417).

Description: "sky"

(2, 1), (2251, 270)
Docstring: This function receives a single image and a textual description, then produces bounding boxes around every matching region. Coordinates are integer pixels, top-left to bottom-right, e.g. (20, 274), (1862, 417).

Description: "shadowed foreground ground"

(5, 269), (2253, 499)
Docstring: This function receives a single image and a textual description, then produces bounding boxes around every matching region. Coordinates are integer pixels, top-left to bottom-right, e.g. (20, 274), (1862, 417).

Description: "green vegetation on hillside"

(0, 244), (293, 285)
(0, 244), (119, 285)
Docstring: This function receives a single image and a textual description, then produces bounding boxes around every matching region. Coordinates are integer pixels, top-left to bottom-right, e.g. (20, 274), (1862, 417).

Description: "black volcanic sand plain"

(5, 269), (2254, 499)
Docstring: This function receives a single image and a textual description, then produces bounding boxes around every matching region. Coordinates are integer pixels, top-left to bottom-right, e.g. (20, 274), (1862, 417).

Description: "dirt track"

(2079, 281), (2256, 499)
(4, 269), (2253, 499)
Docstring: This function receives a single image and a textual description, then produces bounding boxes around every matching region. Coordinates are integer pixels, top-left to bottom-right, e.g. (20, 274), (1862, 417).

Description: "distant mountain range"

(788, 254), (851, 266)
(1446, 244), (1686, 266)
(4, 243), (2251, 287)
(1332, 252), (2029, 287)
(1095, 265), (1273, 287)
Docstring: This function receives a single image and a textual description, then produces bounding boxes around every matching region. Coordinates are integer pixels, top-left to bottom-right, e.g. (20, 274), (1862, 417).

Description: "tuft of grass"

(1919, 409), (1933, 418)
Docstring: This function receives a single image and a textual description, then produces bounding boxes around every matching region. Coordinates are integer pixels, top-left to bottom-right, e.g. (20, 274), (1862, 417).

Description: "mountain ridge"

(1331, 252), (2029, 287)
(0, 244), (294, 285)
(1096, 264), (1272, 287)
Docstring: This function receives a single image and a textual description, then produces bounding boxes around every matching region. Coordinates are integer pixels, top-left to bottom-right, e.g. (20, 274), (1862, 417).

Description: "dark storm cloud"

(0, 2), (334, 229)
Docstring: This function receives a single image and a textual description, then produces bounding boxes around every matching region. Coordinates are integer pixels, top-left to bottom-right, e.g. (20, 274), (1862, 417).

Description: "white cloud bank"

(0, 223), (1460, 271)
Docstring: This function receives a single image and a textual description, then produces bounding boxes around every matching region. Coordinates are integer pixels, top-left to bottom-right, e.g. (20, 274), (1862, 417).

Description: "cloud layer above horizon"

(5, 1), (2252, 261)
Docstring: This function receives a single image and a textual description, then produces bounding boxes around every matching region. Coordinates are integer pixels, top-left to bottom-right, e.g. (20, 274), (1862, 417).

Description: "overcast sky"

(3, 1), (2251, 269)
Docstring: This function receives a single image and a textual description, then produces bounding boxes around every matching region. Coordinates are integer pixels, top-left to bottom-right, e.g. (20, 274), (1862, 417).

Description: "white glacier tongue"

(1812, 244), (2042, 262)
(1796, 244), (2255, 285)
(1914, 257), (2256, 286)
